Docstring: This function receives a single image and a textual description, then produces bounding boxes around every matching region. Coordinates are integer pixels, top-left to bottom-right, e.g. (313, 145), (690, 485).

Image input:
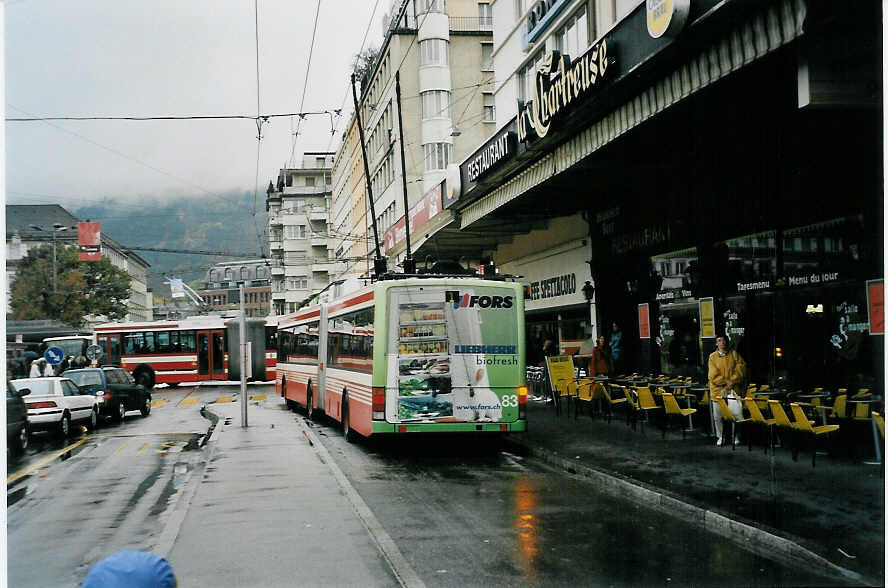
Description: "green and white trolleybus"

(276, 277), (527, 441)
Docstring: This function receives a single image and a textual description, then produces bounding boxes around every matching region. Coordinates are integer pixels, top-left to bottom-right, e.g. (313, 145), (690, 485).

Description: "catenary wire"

(288, 0), (323, 167)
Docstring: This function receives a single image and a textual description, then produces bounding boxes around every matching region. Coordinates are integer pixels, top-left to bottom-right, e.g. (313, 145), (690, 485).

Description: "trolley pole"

(240, 284), (248, 428)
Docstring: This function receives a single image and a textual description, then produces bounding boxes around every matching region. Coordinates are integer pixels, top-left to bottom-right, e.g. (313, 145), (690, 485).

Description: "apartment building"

(266, 153), (340, 314)
(331, 0), (496, 272)
(330, 113), (371, 281)
(198, 260), (272, 317)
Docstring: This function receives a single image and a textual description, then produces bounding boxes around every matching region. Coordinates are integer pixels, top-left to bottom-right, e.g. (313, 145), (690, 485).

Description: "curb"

(503, 436), (875, 587)
(152, 405), (221, 558)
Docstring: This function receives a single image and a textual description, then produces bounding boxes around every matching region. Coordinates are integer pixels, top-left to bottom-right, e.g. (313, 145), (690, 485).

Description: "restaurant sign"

(517, 40), (615, 144)
(467, 131), (515, 183)
(383, 183), (443, 254)
(646, 0), (690, 39)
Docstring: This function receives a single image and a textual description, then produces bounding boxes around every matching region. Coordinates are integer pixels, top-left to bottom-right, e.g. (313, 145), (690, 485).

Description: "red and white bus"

(277, 277), (527, 441)
(47, 316), (279, 388)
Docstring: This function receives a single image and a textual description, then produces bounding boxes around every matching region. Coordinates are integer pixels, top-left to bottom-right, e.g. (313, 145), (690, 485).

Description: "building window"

(240, 266), (249, 280)
(287, 278), (308, 290)
(315, 156), (326, 168)
(556, 6), (589, 62)
(419, 39), (449, 66)
(416, 0), (445, 14)
(423, 142), (452, 171)
(482, 93), (495, 122)
(478, 2), (492, 27)
(420, 90), (451, 119)
(224, 269), (233, 280)
(305, 176), (316, 187)
(518, 49), (544, 103)
(285, 225), (307, 239)
(481, 43), (493, 71)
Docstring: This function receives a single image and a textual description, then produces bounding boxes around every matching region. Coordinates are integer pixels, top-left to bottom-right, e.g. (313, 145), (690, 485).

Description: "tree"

(10, 244), (132, 327)
(352, 46), (379, 93)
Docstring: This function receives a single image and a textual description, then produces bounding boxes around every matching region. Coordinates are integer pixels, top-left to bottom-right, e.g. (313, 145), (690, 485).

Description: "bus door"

(97, 334), (121, 366)
(197, 330), (226, 380)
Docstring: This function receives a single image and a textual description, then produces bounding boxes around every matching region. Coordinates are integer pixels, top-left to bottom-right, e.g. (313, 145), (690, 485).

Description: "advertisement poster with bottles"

(387, 285), (522, 423)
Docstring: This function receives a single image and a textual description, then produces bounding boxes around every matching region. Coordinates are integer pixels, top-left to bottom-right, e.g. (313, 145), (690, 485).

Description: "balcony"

(308, 207), (327, 222)
(269, 237), (283, 251)
(449, 16), (492, 33)
(311, 236), (327, 248)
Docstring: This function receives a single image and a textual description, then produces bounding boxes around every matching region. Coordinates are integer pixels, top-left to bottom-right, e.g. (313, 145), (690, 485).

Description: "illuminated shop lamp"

(775, 347), (783, 358)
(805, 303), (824, 314)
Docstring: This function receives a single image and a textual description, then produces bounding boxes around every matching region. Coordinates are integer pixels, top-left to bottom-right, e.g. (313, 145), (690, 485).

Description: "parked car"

(12, 377), (98, 437)
(7, 378), (30, 454)
(63, 367), (151, 422)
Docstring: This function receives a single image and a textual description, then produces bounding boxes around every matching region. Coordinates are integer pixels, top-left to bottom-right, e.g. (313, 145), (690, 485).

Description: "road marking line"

(176, 390), (196, 407)
(138, 442), (152, 453)
(250, 394), (267, 402)
(215, 396), (234, 403)
(180, 397), (199, 407)
(7, 438), (90, 485)
(151, 399), (169, 408)
(115, 442), (129, 455)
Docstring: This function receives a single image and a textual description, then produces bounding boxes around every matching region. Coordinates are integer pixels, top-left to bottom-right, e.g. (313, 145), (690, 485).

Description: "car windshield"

(14, 379), (55, 396)
(65, 371), (103, 387)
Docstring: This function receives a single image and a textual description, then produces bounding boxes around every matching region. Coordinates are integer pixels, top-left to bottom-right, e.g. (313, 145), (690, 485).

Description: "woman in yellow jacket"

(708, 334), (746, 445)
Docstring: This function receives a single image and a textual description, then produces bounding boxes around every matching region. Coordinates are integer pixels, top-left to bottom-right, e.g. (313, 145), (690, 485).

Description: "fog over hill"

(75, 191), (268, 296)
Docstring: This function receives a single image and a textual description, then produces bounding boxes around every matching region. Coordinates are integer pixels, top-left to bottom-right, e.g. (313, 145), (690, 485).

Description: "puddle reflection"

(512, 476), (540, 581)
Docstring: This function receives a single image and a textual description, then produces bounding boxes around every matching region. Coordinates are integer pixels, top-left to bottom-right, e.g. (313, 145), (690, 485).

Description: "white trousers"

(711, 395), (743, 440)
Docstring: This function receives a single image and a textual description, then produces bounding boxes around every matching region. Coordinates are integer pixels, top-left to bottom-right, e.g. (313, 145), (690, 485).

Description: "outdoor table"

(799, 392), (831, 425)
(690, 386), (713, 436)
(848, 399), (882, 465)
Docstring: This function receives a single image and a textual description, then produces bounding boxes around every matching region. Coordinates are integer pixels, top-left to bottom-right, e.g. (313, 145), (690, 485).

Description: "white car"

(13, 377), (99, 437)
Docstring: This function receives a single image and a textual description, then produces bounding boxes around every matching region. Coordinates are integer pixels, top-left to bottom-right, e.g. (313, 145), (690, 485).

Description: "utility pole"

(351, 73), (387, 278)
(395, 71), (416, 274)
(240, 284), (248, 428)
(30, 223), (70, 294)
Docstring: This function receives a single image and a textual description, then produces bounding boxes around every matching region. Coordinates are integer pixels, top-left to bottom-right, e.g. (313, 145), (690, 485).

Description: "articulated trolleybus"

(277, 277), (527, 441)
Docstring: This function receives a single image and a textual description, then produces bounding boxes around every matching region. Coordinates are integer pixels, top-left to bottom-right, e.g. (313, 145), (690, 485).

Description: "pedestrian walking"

(56, 355), (72, 375)
(609, 322), (624, 375)
(29, 358), (45, 378)
(708, 334), (746, 446)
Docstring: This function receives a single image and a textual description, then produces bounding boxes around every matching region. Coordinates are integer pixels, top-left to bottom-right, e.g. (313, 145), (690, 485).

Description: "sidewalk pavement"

(507, 399), (885, 586)
(163, 398), (403, 588)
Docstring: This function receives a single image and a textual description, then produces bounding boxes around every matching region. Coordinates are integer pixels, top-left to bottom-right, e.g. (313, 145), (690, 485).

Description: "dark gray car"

(7, 378), (30, 454)
(63, 367), (151, 422)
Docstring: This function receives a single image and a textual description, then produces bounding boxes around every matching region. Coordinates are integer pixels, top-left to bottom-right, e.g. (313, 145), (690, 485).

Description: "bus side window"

(125, 333), (142, 355)
(170, 331), (180, 352)
(156, 331), (170, 353)
(180, 331), (195, 353)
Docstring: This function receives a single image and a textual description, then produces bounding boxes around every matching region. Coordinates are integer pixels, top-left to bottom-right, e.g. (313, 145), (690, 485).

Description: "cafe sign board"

(698, 297), (715, 338)
(517, 41), (615, 144)
(502, 241), (592, 312)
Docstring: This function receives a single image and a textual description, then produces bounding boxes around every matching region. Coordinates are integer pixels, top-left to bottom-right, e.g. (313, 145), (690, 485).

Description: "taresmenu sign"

(517, 40), (615, 143)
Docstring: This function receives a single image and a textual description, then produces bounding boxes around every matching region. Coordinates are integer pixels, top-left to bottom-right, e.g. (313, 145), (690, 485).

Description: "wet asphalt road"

(8, 382), (836, 587)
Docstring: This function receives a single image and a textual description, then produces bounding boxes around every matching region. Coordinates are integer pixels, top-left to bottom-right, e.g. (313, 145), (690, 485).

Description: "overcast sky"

(4, 0), (389, 210)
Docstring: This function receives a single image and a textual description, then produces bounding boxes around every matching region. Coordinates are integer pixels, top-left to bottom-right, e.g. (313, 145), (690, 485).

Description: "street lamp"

(582, 280), (596, 339)
(30, 223), (72, 293)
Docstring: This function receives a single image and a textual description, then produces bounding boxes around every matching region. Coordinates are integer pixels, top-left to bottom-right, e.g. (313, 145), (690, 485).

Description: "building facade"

(198, 259), (272, 317)
(330, 113), (372, 280)
(6, 204), (153, 322)
(331, 0), (497, 272)
(266, 153), (340, 314)
(416, 0), (882, 390)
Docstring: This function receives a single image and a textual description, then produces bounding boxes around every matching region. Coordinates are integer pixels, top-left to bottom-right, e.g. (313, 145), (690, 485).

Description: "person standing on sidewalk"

(609, 322), (624, 375)
(589, 335), (614, 377)
(708, 334), (746, 446)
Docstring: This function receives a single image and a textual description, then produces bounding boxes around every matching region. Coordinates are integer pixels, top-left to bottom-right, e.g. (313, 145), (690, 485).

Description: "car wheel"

(342, 399), (356, 443)
(59, 413), (71, 438)
(115, 401), (126, 423)
(140, 395), (151, 417)
(86, 408), (98, 431)
(13, 424), (28, 454)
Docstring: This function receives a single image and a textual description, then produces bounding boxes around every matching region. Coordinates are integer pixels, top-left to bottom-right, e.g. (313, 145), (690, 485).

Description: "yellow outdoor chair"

(768, 400), (797, 457)
(827, 393), (848, 420)
(744, 397), (776, 454)
(636, 386), (663, 435)
(575, 379), (595, 418)
(600, 383), (628, 424)
(852, 388), (872, 400)
(790, 403), (840, 468)
(715, 396), (751, 451)
(662, 392), (696, 439)
(873, 412), (885, 478)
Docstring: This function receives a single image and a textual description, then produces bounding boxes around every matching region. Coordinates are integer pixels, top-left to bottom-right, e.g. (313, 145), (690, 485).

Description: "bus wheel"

(342, 399), (356, 443)
(306, 384), (315, 420)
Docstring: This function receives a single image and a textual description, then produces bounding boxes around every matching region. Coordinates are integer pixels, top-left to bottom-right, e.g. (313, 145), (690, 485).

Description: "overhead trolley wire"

(289, 0), (323, 167)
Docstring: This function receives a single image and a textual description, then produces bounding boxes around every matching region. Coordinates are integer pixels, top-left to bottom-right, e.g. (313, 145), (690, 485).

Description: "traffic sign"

(44, 346), (64, 365)
(86, 344), (104, 361)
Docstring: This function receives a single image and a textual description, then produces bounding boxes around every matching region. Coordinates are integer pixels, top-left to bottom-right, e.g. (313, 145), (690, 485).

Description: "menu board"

(396, 302), (453, 421)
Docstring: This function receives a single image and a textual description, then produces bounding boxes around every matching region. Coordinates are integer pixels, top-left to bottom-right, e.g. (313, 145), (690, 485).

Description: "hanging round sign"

(646, 0), (691, 39)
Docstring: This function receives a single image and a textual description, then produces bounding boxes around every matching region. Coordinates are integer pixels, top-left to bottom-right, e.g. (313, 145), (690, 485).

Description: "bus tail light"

(27, 401), (58, 409)
(517, 385), (528, 420)
(372, 386), (386, 420)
